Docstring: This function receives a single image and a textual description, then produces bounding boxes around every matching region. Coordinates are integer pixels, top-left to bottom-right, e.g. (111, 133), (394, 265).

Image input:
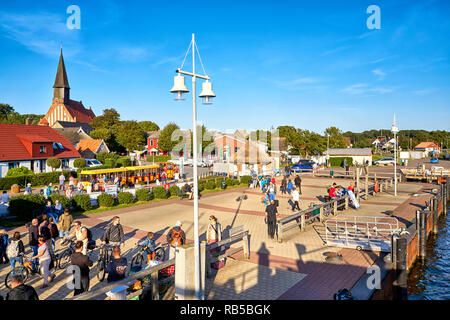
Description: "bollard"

(380, 182), (383, 193)
(416, 210), (427, 260)
(365, 175), (369, 199)
(300, 214), (306, 231)
(333, 200), (338, 215)
(392, 235), (408, 300)
(319, 206), (324, 222)
(432, 197), (438, 234)
(243, 234), (250, 259)
(344, 196), (349, 210)
(277, 223), (283, 243)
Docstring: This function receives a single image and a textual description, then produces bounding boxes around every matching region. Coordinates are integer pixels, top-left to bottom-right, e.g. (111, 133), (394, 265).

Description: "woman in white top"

(30, 236), (55, 288)
(206, 215), (222, 245)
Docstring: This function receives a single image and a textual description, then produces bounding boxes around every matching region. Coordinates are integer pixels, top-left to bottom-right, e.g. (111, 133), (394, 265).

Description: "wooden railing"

(69, 258), (175, 300)
(206, 225), (250, 278)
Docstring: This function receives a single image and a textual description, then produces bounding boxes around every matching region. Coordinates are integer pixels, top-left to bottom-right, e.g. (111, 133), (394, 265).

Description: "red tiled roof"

(415, 142), (440, 149)
(0, 123), (80, 161)
(76, 139), (103, 153)
(66, 100), (95, 124)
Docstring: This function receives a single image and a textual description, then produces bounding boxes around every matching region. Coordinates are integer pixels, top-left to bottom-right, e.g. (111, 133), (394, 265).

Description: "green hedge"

(329, 157), (353, 167)
(104, 159), (116, 168)
(0, 171), (75, 191)
(96, 152), (119, 164)
(73, 194), (93, 211)
(116, 157), (132, 167)
(168, 185), (180, 197)
(118, 191), (135, 204)
(148, 155), (171, 162)
(49, 193), (72, 209)
(205, 180), (216, 190)
(239, 175), (252, 185)
(97, 193), (115, 207)
(8, 194), (46, 221)
(152, 186), (168, 199)
(198, 184), (205, 192)
(225, 178), (234, 186)
(136, 188), (153, 201)
(6, 167), (34, 177)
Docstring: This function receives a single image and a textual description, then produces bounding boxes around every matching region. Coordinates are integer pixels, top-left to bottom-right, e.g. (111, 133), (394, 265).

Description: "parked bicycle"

(57, 238), (95, 269)
(130, 243), (167, 269)
(96, 243), (113, 282)
(4, 254), (41, 289)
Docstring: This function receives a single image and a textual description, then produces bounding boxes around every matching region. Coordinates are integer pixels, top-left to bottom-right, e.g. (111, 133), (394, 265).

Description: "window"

(40, 146), (46, 153)
(150, 139), (154, 147)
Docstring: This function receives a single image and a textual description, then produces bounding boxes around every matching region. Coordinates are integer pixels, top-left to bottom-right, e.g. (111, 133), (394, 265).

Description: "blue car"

(430, 157), (439, 164)
(291, 160), (314, 172)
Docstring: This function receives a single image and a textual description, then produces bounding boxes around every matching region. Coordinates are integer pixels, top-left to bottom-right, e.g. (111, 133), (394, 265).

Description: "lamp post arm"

(176, 69), (210, 81)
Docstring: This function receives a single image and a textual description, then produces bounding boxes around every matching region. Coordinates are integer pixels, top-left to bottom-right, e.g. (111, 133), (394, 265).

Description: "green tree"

(74, 158), (87, 169)
(139, 121), (160, 132)
(47, 158), (61, 171)
(0, 104), (14, 120)
(90, 108), (121, 129)
(116, 121), (146, 152)
(158, 123), (183, 154)
(189, 125), (214, 157)
(324, 126), (346, 149)
(6, 166), (34, 177)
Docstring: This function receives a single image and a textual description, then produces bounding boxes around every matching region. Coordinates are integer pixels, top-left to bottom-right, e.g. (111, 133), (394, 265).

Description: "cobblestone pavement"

(0, 175), (433, 300)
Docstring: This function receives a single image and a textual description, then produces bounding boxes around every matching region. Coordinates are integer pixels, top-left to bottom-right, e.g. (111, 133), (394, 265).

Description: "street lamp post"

(170, 33), (215, 300)
(391, 114), (399, 197)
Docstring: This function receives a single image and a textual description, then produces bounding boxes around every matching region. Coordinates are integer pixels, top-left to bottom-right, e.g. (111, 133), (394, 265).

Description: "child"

(138, 232), (157, 265)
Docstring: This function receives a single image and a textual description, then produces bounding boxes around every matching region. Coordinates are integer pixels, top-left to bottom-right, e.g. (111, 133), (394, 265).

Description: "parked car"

(373, 157), (395, 166)
(86, 159), (102, 167)
(291, 160), (315, 172)
(430, 157), (439, 164)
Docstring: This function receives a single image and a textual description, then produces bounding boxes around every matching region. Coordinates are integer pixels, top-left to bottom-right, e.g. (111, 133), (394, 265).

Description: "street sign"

(105, 184), (118, 197)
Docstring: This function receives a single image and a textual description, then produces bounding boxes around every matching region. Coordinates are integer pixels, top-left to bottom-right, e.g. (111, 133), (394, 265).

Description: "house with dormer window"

(0, 123), (81, 178)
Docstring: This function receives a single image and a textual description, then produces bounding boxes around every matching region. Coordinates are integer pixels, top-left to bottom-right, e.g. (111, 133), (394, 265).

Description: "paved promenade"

(0, 175), (435, 300)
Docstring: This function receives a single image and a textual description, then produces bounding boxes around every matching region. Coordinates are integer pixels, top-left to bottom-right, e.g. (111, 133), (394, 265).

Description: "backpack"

(170, 228), (183, 246)
(82, 227), (93, 240)
(7, 240), (20, 258)
(49, 223), (59, 239)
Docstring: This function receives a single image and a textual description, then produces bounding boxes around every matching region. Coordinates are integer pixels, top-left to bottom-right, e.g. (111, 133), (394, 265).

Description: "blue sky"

(0, 0), (449, 134)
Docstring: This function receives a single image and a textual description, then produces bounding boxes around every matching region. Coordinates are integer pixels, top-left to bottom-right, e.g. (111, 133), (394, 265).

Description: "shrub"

(49, 194), (72, 209)
(152, 186), (168, 199)
(0, 171), (74, 191)
(116, 157), (131, 167)
(232, 179), (240, 186)
(96, 152), (119, 164)
(6, 167), (34, 177)
(47, 158), (61, 171)
(97, 193), (115, 207)
(239, 175), (252, 185)
(104, 158), (116, 168)
(225, 178), (235, 186)
(73, 194), (93, 211)
(9, 194), (46, 221)
(136, 188), (153, 201)
(329, 157), (353, 167)
(198, 184), (205, 192)
(205, 180), (216, 190)
(147, 155), (171, 162)
(118, 192), (135, 204)
(168, 185), (180, 197)
(74, 158), (87, 169)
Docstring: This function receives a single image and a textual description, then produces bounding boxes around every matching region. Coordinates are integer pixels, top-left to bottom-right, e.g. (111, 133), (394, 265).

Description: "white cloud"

(341, 83), (393, 95)
(372, 69), (387, 79)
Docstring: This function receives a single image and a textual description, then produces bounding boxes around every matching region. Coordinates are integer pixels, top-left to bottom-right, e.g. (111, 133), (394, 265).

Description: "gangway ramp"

(324, 215), (399, 252)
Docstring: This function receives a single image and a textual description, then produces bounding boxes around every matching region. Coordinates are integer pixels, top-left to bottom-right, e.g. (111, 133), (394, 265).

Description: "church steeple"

(53, 48), (70, 103)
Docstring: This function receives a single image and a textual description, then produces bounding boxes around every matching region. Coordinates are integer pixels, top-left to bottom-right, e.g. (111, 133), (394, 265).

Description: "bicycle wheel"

(58, 250), (72, 269)
(5, 267), (29, 289)
(96, 260), (106, 282)
(131, 253), (145, 268)
(154, 248), (165, 262)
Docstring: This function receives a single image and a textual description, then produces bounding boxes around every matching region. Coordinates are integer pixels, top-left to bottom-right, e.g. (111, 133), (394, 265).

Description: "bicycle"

(57, 238), (95, 269)
(96, 243), (113, 282)
(4, 255), (38, 289)
(130, 243), (167, 269)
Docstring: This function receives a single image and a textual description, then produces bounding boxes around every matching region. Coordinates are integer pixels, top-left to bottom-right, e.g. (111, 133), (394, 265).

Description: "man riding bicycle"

(137, 232), (157, 265)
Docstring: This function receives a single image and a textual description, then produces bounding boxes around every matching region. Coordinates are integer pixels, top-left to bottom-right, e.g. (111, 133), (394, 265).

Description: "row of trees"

(0, 104), (43, 125)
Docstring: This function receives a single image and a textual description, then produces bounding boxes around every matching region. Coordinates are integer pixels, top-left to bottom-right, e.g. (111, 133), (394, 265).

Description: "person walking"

(7, 232), (25, 274)
(206, 215), (222, 245)
(268, 183), (276, 201)
(265, 200), (279, 240)
(27, 219), (40, 274)
(59, 173), (66, 192)
(57, 208), (73, 241)
(70, 240), (93, 296)
(48, 217), (59, 252)
(106, 246), (128, 283)
(166, 220), (186, 259)
(280, 177), (287, 195)
(291, 188), (301, 211)
(101, 216), (125, 247)
(287, 179), (294, 195)
(0, 229), (9, 264)
(5, 275), (39, 300)
(38, 214), (53, 256)
(294, 175), (302, 195)
(30, 236), (56, 289)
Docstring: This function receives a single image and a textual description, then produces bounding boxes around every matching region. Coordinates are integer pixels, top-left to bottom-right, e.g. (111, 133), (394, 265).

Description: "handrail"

(70, 258), (175, 300)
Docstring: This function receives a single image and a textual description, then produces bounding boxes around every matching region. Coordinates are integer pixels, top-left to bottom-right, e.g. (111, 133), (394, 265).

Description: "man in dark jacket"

(70, 241), (93, 296)
(101, 216), (125, 247)
(27, 219), (40, 273)
(106, 246), (127, 283)
(6, 275), (39, 300)
(294, 175), (302, 194)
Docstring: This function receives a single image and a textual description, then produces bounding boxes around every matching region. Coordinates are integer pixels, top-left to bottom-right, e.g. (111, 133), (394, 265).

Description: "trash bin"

(221, 180), (226, 189)
(330, 170), (334, 177)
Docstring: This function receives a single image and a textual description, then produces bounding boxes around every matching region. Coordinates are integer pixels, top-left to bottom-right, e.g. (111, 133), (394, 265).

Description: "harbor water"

(408, 208), (450, 300)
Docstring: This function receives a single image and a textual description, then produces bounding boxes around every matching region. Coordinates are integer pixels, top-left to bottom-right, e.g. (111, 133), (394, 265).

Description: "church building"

(39, 49), (95, 126)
